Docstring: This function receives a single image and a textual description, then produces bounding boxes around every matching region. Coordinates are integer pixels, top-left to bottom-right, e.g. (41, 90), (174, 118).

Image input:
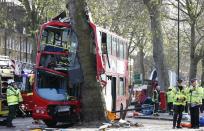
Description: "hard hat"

(7, 79), (15, 85)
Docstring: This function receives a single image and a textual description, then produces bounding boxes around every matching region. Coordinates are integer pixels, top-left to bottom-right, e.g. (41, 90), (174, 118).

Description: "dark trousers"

(190, 105), (200, 128)
(154, 102), (159, 113)
(173, 105), (184, 127)
(167, 102), (173, 113)
(6, 104), (17, 126)
(185, 102), (189, 113)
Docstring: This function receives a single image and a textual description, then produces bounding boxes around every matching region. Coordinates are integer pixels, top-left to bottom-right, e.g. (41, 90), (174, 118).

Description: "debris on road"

(98, 119), (143, 130)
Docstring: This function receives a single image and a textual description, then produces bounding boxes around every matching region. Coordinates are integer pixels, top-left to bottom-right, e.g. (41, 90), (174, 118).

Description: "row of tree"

(87, 0), (204, 90)
(3, 0), (203, 90)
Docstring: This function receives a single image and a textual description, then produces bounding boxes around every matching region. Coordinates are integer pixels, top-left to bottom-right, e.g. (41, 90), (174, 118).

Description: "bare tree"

(167, 0), (204, 80)
(143, 0), (170, 91)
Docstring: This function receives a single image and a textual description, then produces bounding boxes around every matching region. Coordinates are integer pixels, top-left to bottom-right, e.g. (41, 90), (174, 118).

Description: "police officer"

(184, 81), (190, 113)
(166, 87), (173, 115)
(6, 79), (23, 128)
(152, 85), (160, 116)
(172, 79), (186, 129)
(189, 78), (203, 129)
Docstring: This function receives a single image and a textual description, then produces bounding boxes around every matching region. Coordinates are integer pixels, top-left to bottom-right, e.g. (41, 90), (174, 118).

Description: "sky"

(5, 0), (21, 5)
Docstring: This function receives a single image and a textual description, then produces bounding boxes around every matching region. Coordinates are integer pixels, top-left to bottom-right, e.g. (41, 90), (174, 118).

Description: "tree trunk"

(68, 0), (106, 122)
(139, 47), (145, 80)
(189, 58), (199, 80)
(201, 58), (204, 86)
(143, 0), (169, 91)
(189, 22), (200, 80)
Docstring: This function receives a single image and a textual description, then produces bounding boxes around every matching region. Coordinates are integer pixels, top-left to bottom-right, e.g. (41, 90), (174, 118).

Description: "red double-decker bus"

(32, 19), (82, 127)
(32, 14), (129, 127)
(93, 26), (129, 114)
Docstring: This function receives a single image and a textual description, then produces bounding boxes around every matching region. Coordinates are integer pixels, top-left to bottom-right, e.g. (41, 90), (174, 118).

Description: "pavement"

(0, 112), (203, 131)
(133, 112), (173, 121)
(133, 112), (204, 121)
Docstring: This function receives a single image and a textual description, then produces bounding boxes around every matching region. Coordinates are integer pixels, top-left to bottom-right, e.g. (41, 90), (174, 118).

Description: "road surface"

(0, 117), (203, 131)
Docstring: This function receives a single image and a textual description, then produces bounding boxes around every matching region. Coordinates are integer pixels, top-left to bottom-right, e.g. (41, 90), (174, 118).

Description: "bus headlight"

(36, 109), (40, 113)
(41, 110), (45, 114)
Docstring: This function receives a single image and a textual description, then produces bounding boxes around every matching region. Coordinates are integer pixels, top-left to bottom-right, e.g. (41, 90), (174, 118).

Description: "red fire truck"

(32, 13), (129, 127)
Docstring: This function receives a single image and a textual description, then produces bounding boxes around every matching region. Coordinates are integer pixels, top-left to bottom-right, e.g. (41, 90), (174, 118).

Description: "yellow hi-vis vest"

(189, 86), (203, 106)
(172, 88), (186, 106)
(16, 89), (23, 103)
(184, 86), (191, 102)
(7, 86), (23, 106)
(152, 89), (159, 103)
(166, 90), (174, 103)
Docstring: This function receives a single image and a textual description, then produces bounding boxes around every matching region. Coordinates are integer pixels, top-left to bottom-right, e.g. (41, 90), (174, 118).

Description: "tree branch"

(163, 14), (188, 22)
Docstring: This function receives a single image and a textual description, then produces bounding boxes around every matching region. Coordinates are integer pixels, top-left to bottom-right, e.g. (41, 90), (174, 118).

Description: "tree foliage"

(165, 0), (204, 81)
(88, 0), (152, 80)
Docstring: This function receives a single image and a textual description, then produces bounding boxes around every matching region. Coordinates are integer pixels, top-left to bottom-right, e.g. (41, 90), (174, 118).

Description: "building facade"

(0, 29), (33, 63)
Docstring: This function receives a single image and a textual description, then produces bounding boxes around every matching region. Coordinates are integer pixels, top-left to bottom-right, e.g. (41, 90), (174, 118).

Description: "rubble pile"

(99, 119), (143, 130)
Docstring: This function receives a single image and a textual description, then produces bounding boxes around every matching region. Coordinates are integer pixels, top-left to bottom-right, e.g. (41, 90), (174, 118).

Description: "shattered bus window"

(37, 70), (69, 101)
(40, 26), (71, 51)
(40, 54), (69, 71)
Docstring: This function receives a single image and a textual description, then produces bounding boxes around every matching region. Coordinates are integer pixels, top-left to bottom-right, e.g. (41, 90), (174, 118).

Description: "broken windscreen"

(40, 26), (74, 51)
(40, 25), (79, 70)
(40, 54), (69, 71)
(36, 70), (69, 101)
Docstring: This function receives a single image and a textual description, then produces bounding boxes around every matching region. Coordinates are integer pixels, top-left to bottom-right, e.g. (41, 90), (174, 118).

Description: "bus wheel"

(43, 120), (57, 127)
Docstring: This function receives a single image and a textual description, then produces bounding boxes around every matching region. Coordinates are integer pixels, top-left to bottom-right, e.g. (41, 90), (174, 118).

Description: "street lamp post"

(177, 0), (180, 80)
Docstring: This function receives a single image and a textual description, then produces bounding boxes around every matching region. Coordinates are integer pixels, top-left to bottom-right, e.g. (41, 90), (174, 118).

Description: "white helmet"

(7, 79), (15, 85)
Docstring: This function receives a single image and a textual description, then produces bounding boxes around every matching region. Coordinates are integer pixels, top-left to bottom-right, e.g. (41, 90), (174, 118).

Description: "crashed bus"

(32, 12), (129, 127)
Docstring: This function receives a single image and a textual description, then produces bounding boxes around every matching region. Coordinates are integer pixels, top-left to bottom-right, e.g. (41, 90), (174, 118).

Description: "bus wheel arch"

(43, 119), (57, 127)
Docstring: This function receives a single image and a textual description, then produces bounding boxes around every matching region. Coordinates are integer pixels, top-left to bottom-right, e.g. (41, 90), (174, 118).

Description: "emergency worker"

(189, 78), (203, 129)
(6, 80), (23, 128)
(200, 81), (204, 113)
(184, 81), (190, 113)
(201, 86), (204, 113)
(166, 87), (173, 115)
(152, 86), (160, 116)
(172, 79), (186, 129)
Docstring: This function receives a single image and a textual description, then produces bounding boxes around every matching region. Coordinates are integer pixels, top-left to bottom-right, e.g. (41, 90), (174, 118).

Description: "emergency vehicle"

(0, 56), (14, 116)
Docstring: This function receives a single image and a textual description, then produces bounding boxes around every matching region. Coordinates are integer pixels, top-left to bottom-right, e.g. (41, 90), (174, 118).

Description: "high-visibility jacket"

(189, 86), (203, 106)
(152, 89), (159, 103)
(6, 86), (23, 106)
(166, 90), (174, 103)
(184, 86), (191, 102)
(172, 87), (186, 106)
(202, 87), (204, 99)
(16, 88), (23, 103)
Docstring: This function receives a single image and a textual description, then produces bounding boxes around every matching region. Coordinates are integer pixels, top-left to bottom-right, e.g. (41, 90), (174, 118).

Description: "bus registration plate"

(58, 106), (70, 112)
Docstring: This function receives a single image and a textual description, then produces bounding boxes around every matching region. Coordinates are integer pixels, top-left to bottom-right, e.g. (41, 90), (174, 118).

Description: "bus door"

(111, 77), (116, 111)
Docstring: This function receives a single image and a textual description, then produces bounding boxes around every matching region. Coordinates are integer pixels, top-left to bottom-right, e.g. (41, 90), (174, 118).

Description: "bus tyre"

(43, 120), (57, 127)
